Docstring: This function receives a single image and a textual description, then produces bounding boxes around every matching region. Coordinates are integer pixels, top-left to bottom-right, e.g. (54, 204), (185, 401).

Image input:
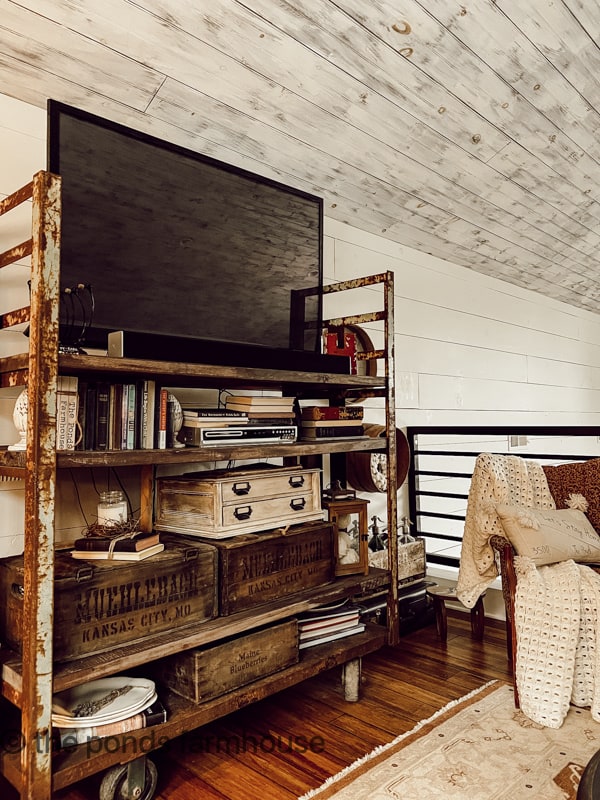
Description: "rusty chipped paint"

(324, 310), (385, 328)
(0, 181), (33, 216)
(0, 239), (33, 270)
(1, 306), (31, 329)
(321, 273), (389, 293)
(14, 171), (61, 799)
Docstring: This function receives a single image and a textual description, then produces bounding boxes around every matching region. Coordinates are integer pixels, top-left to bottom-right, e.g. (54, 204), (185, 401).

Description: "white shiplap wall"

(2, 93), (600, 613)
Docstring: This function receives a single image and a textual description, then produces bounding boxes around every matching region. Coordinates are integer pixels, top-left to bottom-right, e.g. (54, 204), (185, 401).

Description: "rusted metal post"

(383, 271), (399, 646)
(20, 171), (61, 799)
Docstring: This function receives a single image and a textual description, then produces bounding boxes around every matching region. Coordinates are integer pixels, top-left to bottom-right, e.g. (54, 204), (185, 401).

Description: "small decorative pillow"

(495, 504), (600, 566)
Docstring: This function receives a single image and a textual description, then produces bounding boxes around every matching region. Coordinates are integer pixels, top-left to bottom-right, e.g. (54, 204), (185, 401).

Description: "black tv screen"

(47, 100), (323, 363)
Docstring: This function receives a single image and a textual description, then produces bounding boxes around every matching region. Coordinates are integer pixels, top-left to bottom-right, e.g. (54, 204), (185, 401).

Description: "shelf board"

(0, 569), (390, 702)
(0, 352), (387, 394)
(0, 435), (386, 469)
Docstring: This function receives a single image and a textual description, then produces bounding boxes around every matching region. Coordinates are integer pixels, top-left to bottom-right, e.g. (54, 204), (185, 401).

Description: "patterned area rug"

(298, 681), (600, 799)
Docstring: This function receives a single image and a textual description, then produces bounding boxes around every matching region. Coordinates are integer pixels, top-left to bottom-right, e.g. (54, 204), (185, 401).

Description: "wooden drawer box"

(154, 619), (298, 703)
(197, 520), (336, 615)
(0, 536), (218, 662)
(154, 465), (324, 539)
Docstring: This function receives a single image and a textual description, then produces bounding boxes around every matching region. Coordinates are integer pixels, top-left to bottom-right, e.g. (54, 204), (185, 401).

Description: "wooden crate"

(398, 538), (426, 585)
(154, 465), (324, 538)
(0, 536), (218, 662)
(196, 520), (336, 615)
(155, 619), (298, 703)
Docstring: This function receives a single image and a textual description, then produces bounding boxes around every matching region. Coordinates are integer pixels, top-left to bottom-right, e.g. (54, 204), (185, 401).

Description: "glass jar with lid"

(97, 490), (127, 526)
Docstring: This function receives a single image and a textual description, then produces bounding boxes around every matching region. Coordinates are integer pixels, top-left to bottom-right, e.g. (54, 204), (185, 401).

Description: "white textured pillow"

(495, 504), (600, 566)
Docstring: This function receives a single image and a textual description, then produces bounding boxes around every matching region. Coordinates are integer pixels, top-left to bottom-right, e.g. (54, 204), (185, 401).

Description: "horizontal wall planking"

(0, 126), (45, 199)
(526, 355), (600, 391)
(417, 373), (600, 414)
(394, 334), (528, 383)
(395, 300), (600, 365)
(396, 407), (600, 428)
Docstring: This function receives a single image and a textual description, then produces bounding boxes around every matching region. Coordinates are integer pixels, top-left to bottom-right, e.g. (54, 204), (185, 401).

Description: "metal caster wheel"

(99, 757), (158, 800)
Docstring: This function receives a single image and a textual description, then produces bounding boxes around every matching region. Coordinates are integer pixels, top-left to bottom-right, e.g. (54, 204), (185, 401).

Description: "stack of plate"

(52, 677), (156, 729)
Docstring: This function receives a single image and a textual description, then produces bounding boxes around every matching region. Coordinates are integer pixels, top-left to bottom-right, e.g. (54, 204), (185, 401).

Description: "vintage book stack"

(299, 404), (365, 440)
(71, 530), (164, 562)
(297, 601), (365, 649)
(224, 394), (297, 424)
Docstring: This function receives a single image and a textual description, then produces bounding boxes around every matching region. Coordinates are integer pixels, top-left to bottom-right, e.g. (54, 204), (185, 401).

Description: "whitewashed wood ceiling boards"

(1, 0), (600, 313)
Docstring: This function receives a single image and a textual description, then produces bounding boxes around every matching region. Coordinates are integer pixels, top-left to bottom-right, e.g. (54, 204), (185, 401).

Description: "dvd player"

(183, 425), (298, 447)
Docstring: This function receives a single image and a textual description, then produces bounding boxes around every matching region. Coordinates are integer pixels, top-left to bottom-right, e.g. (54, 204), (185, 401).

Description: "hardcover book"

(71, 543), (165, 561)
(226, 403), (295, 414)
(301, 419), (364, 428)
(225, 395), (295, 407)
(301, 424), (364, 438)
(183, 407), (247, 418)
(94, 381), (110, 451)
(72, 532), (160, 552)
(301, 405), (364, 421)
(298, 623), (366, 649)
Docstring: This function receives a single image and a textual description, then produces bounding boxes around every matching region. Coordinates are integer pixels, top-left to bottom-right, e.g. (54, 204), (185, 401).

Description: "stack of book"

(181, 406), (249, 432)
(298, 601), (365, 649)
(180, 406), (252, 447)
(71, 531), (164, 562)
(225, 395), (297, 425)
(299, 405), (364, 440)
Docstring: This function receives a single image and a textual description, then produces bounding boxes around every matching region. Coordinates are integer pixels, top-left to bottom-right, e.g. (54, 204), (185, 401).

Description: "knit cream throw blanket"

(514, 556), (600, 728)
(456, 452), (600, 728)
(456, 453), (555, 608)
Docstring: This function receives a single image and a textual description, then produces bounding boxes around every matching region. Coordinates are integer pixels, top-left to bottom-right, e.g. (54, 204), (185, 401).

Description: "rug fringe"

(297, 679), (500, 800)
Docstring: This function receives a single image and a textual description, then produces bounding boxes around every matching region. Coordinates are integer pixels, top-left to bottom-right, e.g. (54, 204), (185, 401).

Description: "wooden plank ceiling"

(1, 0), (600, 313)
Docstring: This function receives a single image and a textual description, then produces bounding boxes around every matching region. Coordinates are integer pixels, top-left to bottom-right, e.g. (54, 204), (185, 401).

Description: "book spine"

(143, 380), (156, 449)
(120, 383), (130, 450)
(126, 383), (137, 449)
(84, 383), (97, 450)
(73, 534), (159, 552)
(75, 379), (88, 450)
(301, 419), (362, 427)
(95, 382), (110, 451)
(65, 377), (79, 451)
(56, 377), (68, 450)
(166, 394), (177, 448)
(186, 408), (246, 418)
(157, 388), (168, 449)
(302, 425), (364, 438)
(301, 406), (363, 421)
(107, 384), (117, 450)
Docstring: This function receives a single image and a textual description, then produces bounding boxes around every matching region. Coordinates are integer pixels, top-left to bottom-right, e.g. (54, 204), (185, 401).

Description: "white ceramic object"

(8, 389), (28, 451)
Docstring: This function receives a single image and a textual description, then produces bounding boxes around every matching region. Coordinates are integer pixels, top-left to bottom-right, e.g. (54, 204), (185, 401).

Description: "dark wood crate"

(196, 520), (336, 615)
(154, 619), (299, 703)
(0, 535), (218, 662)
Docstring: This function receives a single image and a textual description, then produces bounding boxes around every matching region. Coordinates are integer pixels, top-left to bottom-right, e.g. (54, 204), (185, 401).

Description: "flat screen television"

(47, 100), (338, 371)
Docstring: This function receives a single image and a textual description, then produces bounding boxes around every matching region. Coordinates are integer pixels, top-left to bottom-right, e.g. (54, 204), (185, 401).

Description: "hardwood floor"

(49, 611), (512, 799)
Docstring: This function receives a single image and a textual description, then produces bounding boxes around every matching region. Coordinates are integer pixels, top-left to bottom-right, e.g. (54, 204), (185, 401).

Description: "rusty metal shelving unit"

(0, 172), (398, 800)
